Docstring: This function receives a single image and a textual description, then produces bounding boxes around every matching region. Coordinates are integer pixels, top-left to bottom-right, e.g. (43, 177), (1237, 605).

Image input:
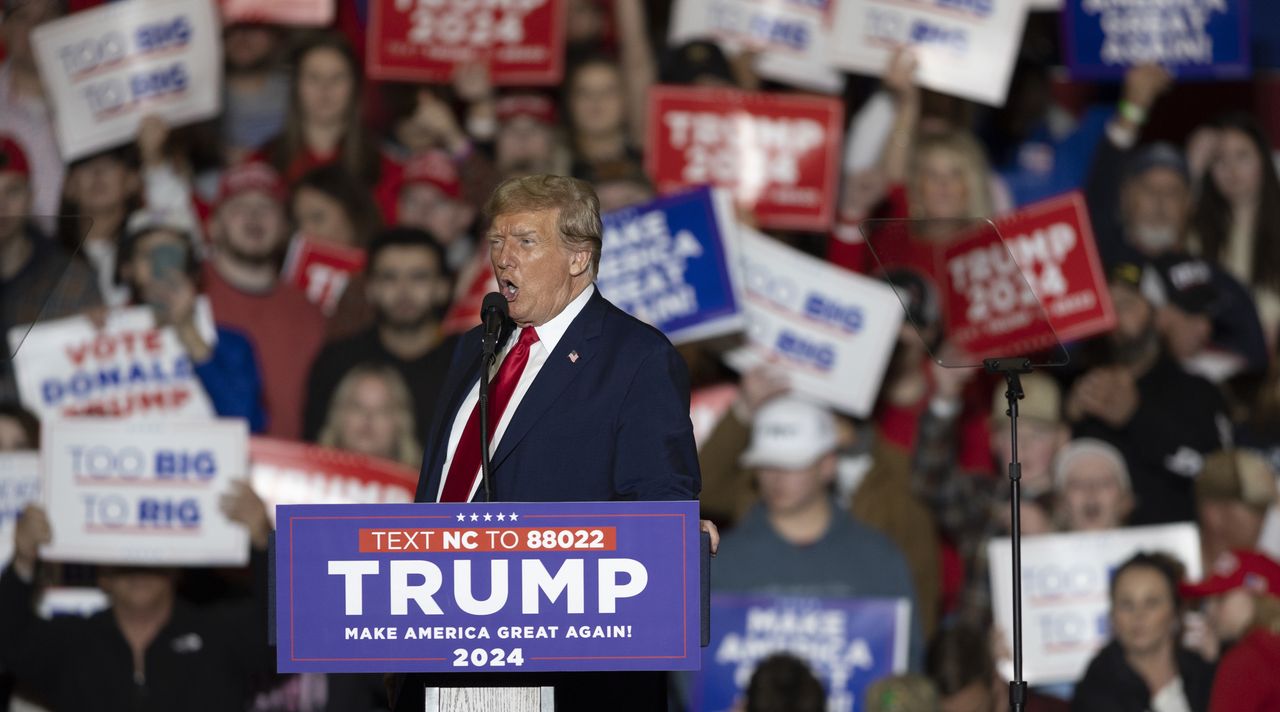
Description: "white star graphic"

(496, 513), (506, 522)
(483, 513), (493, 522)
(509, 512), (519, 521)
(456, 513), (466, 522)
(470, 513), (479, 522)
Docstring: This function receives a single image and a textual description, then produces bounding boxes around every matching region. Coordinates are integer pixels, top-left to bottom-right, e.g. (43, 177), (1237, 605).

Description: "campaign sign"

(41, 418), (250, 566)
(282, 236), (368, 317)
(1065, 0), (1250, 79)
(668, 0), (844, 93)
(829, 0), (1029, 106)
(276, 500), (701, 673)
(645, 86), (844, 231)
(31, 0), (223, 161)
(698, 595), (910, 712)
(725, 227), (903, 417)
(249, 437), (417, 525)
(989, 523), (1201, 685)
(598, 186), (743, 345)
(0, 452), (41, 567)
(942, 192), (1115, 359)
(367, 0), (566, 85)
(219, 0), (334, 26)
(7, 301), (219, 422)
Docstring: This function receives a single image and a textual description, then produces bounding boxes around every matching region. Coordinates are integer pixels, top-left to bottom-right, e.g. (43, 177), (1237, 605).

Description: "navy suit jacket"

(414, 287), (701, 503)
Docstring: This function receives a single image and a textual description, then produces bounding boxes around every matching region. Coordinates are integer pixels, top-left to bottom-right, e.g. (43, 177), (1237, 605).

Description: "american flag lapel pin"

(568, 351), (579, 363)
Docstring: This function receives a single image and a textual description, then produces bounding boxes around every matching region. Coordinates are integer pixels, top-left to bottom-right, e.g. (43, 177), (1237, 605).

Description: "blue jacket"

(195, 327), (267, 434)
(414, 287), (700, 503)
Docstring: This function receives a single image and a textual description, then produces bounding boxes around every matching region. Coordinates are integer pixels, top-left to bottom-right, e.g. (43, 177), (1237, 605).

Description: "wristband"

(1118, 100), (1148, 125)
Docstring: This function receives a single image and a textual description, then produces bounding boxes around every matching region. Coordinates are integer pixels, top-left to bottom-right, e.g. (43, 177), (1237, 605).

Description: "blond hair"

(318, 363), (421, 467)
(908, 130), (995, 220)
(484, 174), (603, 275)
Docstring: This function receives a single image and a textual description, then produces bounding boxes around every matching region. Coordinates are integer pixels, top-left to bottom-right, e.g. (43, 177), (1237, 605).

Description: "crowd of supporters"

(3, 0), (1280, 710)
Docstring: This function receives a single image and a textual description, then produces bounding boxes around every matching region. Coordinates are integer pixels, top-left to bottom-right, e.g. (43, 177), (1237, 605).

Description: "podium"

(270, 500), (709, 711)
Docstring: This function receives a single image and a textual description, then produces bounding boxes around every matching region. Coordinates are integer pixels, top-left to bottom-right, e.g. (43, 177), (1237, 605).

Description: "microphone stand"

(985, 356), (1032, 712)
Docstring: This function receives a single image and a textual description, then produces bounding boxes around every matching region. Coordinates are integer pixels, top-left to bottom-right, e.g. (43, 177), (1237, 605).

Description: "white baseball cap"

(740, 397), (838, 470)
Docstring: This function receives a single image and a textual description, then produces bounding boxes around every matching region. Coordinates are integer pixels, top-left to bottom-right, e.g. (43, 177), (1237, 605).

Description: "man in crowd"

(1067, 262), (1231, 525)
(204, 161), (326, 440)
(304, 227), (458, 446)
(1197, 449), (1279, 565)
(1052, 438), (1134, 532)
(0, 136), (102, 401)
(1140, 252), (1268, 382)
(1, 486), (273, 711)
(492, 92), (563, 178)
(392, 150), (477, 273)
(700, 366), (940, 636)
(913, 371), (1066, 622)
(221, 22), (289, 160)
(712, 396), (922, 666)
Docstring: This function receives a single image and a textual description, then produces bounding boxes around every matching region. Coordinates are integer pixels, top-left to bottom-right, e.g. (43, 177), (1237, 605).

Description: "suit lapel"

(490, 290), (607, 472)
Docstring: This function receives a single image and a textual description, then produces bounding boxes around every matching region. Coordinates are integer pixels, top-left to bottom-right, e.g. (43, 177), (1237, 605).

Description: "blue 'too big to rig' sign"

(275, 501), (701, 673)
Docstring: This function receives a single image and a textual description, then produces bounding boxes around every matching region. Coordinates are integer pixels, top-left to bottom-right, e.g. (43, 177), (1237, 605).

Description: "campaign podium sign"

(697, 594), (910, 712)
(1065, 0), (1250, 80)
(275, 500), (702, 673)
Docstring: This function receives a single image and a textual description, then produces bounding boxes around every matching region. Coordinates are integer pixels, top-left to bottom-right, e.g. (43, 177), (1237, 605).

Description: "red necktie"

(439, 327), (540, 502)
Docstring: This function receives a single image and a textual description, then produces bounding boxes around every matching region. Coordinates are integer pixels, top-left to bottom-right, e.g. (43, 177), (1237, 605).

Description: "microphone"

(481, 292), (508, 363)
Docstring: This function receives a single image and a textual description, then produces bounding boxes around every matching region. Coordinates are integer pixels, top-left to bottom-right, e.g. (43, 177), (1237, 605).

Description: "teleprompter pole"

(984, 356), (1032, 712)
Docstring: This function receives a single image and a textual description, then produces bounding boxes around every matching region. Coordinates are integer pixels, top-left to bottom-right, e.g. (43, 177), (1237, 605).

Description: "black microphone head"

(481, 292), (509, 320)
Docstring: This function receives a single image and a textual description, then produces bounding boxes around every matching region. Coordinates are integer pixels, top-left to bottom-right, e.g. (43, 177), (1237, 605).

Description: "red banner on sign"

(942, 192), (1115, 358)
(442, 248), (497, 335)
(644, 85), (843, 231)
(219, 0), (333, 26)
(281, 236), (367, 317)
(367, 0), (566, 84)
(248, 437), (418, 520)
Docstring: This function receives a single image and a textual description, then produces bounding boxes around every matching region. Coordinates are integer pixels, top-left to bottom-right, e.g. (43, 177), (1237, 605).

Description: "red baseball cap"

(495, 93), (557, 126)
(216, 161), (286, 207)
(1180, 550), (1280, 599)
(0, 135), (31, 178)
(397, 151), (461, 200)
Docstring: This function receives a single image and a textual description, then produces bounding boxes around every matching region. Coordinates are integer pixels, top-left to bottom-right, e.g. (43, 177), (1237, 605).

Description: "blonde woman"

(318, 363), (421, 467)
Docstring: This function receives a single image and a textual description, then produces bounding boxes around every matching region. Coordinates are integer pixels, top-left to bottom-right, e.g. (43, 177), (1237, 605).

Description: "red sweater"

(1209, 627), (1280, 712)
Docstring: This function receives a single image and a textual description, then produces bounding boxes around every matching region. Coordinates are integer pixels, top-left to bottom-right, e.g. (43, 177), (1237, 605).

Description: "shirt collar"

(521, 283), (594, 354)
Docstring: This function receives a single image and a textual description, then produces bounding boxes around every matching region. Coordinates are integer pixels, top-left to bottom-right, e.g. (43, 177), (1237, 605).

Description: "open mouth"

(501, 279), (519, 301)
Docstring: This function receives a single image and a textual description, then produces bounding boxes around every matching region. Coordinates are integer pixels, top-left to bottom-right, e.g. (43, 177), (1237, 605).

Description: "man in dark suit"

(397, 175), (701, 710)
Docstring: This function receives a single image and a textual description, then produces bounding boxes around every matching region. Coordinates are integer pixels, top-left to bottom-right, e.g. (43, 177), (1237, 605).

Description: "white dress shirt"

(436, 283), (596, 501)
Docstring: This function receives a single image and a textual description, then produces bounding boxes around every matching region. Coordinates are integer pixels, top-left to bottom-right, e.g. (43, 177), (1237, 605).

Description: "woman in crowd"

(261, 32), (381, 187)
(1183, 550), (1280, 711)
(1072, 552), (1215, 712)
(1188, 113), (1280, 345)
(565, 56), (641, 179)
(317, 364), (421, 467)
(290, 164), (381, 248)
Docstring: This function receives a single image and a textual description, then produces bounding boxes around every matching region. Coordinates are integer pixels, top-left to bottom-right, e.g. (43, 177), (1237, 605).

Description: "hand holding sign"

(12, 504), (51, 580)
(219, 481), (271, 550)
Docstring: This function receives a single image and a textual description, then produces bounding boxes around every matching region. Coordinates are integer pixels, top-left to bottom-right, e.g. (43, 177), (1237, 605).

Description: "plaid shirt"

(912, 403), (1007, 626)
(1, 230), (102, 402)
